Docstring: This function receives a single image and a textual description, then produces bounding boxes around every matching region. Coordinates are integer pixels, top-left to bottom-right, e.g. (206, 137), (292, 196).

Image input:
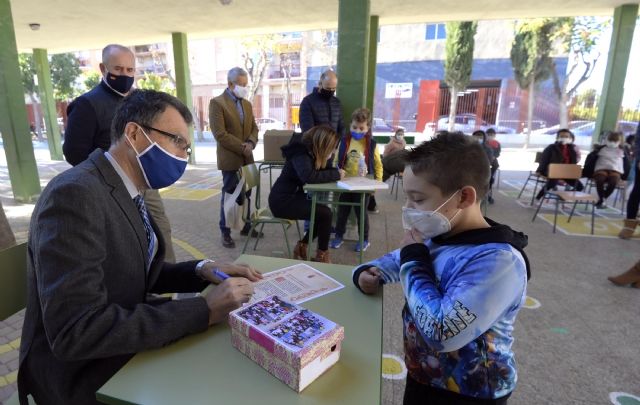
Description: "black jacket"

(63, 81), (123, 166)
(536, 142), (578, 176)
(299, 88), (345, 136)
(269, 140), (340, 214)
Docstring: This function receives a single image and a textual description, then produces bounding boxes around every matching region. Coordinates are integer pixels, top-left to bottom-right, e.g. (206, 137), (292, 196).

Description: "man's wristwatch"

(195, 259), (215, 279)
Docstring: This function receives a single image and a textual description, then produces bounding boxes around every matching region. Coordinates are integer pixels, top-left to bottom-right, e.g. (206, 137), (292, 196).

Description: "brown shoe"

(608, 261), (640, 286)
(313, 249), (331, 263)
(618, 219), (638, 239)
(293, 241), (308, 261)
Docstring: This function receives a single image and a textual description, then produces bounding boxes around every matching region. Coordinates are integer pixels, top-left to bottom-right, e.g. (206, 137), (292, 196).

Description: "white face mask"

(606, 141), (620, 148)
(402, 190), (461, 240)
(558, 137), (572, 145)
(232, 85), (249, 99)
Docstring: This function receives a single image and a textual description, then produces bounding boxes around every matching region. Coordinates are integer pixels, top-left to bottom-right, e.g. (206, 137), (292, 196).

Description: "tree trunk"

(0, 201), (16, 250)
(558, 92), (569, 128)
(525, 80), (535, 149)
(29, 93), (44, 142)
(448, 86), (458, 132)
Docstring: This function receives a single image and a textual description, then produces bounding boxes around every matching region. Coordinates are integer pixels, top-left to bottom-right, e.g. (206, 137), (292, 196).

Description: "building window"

(425, 23), (446, 40)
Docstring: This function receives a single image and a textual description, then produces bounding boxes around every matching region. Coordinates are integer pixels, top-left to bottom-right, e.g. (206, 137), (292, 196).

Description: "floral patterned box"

(229, 295), (344, 392)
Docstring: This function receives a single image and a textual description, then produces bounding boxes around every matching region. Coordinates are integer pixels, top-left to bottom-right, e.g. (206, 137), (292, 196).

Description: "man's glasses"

(140, 125), (192, 156)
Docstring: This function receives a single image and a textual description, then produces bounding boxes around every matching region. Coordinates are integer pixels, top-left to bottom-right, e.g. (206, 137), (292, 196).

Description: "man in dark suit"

(209, 67), (260, 248)
(63, 44), (177, 262)
(18, 90), (260, 405)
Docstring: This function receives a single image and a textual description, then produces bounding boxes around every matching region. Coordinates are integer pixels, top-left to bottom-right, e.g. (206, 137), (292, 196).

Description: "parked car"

(425, 114), (515, 135)
(372, 117), (405, 133)
(533, 120), (638, 137)
(256, 117), (285, 132)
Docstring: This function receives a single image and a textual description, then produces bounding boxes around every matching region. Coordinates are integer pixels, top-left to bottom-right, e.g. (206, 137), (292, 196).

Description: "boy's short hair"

(405, 131), (490, 200)
(351, 108), (372, 126)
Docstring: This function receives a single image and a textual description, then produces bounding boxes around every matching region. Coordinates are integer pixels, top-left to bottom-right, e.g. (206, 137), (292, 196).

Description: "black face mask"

(105, 73), (134, 94)
(319, 88), (335, 98)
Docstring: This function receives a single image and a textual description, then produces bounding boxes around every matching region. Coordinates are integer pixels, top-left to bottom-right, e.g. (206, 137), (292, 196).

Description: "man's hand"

(204, 278), (254, 325)
(200, 262), (263, 283)
(242, 142), (253, 158)
(400, 228), (424, 248)
(358, 267), (382, 294)
(338, 169), (346, 180)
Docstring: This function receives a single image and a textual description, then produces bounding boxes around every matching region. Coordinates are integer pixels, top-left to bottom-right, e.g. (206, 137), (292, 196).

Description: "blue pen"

(212, 268), (230, 281)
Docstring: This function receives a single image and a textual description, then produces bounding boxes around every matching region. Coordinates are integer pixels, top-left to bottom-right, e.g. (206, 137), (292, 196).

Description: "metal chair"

(0, 243), (27, 320)
(240, 163), (301, 257)
(517, 152), (546, 205)
(585, 177), (627, 213)
(531, 164), (598, 234)
(390, 172), (403, 200)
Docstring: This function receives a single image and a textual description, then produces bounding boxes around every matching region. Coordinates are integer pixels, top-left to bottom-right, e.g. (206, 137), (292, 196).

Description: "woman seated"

(535, 128), (583, 200)
(585, 131), (630, 208)
(381, 129), (408, 182)
(269, 125), (345, 263)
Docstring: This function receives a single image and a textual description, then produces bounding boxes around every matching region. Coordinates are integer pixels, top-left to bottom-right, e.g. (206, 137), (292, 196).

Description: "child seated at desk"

(352, 132), (530, 405)
(330, 108), (383, 252)
(269, 125), (345, 263)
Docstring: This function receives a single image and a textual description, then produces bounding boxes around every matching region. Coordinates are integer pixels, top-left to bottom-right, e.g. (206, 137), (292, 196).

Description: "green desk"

(303, 182), (378, 264)
(97, 255), (382, 405)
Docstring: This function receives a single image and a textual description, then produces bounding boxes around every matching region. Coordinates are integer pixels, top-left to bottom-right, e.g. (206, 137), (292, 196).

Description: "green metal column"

(33, 48), (63, 161)
(0, 0), (41, 202)
(337, 0), (370, 125)
(593, 4), (638, 144)
(365, 15), (379, 113)
(171, 32), (195, 164)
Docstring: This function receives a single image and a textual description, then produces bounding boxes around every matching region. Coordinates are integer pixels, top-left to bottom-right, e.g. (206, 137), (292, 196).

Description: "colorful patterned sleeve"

(400, 246), (526, 352)
(352, 248), (402, 291)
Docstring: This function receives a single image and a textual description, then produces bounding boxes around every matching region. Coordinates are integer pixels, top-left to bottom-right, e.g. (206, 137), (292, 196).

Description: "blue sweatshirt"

(353, 219), (530, 399)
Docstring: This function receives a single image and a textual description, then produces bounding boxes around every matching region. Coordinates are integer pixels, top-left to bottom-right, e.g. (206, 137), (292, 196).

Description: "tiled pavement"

(2, 142), (640, 404)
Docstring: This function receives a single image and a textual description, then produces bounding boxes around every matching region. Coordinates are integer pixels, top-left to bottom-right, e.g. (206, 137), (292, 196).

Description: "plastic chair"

(240, 164), (301, 257)
(531, 164), (598, 234)
(517, 152), (546, 205)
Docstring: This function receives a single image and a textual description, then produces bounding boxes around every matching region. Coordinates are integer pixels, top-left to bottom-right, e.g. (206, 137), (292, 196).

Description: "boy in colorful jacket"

(353, 132), (530, 404)
(330, 108), (383, 252)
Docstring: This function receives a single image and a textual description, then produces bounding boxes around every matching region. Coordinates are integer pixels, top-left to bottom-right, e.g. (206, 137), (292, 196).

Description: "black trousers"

(593, 170), (621, 201)
(269, 193), (332, 251)
(626, 164), (640, 219)
(403, 375), (510, 405)
(334, 193), (369, 240)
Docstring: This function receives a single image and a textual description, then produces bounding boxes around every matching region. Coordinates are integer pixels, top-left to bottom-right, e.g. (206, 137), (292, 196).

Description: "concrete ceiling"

(10, 0), (634, 53)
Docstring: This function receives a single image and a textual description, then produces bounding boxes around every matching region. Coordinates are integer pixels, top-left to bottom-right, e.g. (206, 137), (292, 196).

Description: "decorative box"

(229, 295), (344, 392)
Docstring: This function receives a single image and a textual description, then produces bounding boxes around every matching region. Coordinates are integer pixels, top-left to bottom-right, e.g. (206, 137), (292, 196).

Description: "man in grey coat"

(18, 90), (260, 405)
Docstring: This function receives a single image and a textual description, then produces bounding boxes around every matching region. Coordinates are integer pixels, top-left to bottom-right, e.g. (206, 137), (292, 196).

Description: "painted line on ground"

(382, 353), (407, 380)
(172, 238), (207, 260)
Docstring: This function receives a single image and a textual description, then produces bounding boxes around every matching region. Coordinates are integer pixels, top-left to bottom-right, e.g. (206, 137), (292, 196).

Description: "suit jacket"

(209, 90), (259, 171)
(18, 150), (210, 405)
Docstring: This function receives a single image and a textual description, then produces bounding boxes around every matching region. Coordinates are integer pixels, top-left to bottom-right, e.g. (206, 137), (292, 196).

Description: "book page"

(250, 263), (344, 304)
(337, 177), (389, 191)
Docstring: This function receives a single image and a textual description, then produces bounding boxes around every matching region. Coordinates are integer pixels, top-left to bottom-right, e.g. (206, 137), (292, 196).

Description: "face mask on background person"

(401, 190), (462, 240)
(103, 73), (134, 96)
(606, 141), (620, 148)
(127, 125), (188, 189)
(558, 137), (572, 145)
(232, 85), (249, 99)
(351, 130), (366, 140)
(319, 87), (335, 98)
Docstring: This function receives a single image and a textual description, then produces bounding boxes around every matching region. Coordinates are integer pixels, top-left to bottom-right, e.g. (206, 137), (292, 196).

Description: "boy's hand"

(401, 228), (424, 248)
(358, 267), (382, 294)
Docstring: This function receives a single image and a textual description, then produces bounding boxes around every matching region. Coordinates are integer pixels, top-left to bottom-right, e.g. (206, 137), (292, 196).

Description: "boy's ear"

(458, 186), (478, 209)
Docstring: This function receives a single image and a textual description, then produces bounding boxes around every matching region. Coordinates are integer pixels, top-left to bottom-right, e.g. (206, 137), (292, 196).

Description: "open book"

(337, 176), (389, 191)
